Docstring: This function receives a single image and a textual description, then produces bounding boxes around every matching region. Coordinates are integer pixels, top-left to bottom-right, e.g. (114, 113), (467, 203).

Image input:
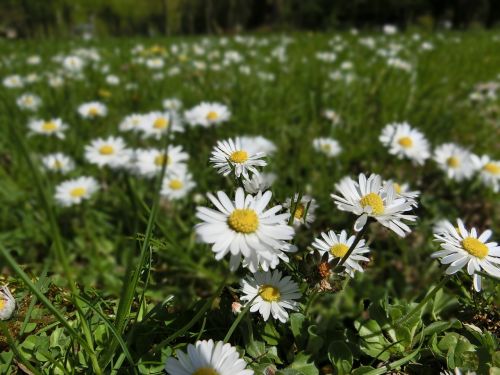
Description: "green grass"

(0, 31), (499, 374)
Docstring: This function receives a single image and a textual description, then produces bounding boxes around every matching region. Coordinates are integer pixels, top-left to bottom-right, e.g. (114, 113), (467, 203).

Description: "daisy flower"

(283, 194), (318, 228)
(78, 101), (107, 119)
(161, 171), (196, 200)
(119, 114), (146, 133)
(184, 102), (231, 127)
(313, 137), (342, 157)
(471, 154), (500, 192)
(242, 173), (277, 194)
(28, 118), (68, 139)
(323, 109), (342, 125)
(84, 136), (132, 169)
(41, 153), (75, 173)
(54, 176), (99, 207)
(63, 55), (85, 72)
(17, 93), (41, 111)
(195, 187), (295, 272)
(165, 339), (253, 375)
(312, 230), (370, 276)
(433, 143), (474, 181)
(385, 179), (420, 207)
(432, 219), (453, 235)
(240, 270), (300, 323)
(209, 138), (267, 180)
(0, 286), (16, 320)
(379, 122), (430, 165)
(162, 98), (182, 111)
(133, 146), (189, 178)
(432, 219), (500, 291)
(3, 75), (24, 88)
(331, 173), (417, 237)
(140, 111), (184, 139)
(239, 136), (277, 155)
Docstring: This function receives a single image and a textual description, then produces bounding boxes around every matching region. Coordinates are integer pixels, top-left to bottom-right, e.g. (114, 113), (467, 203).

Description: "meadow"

(0, 30), (499, 374)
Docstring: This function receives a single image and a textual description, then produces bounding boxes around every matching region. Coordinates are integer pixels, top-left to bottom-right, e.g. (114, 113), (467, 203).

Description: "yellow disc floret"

(294, 203), (305, 219)
(359, 193), (384, 215)
(42, 121), (57, 132)
(461, 237), (489, 259)
(483, 162), (500, 175)
(153, 117), (169, 129)
(0, 300), (6, 311)
(168, 179), (183, 190)
(229, 150), (248, 164)
(154, 154), (169, 166)
(99, 145), (115, 155)
(192, 368), (219, 375)
(88, 107), (99, 116)
(393, 183), (402, 194)
(70, 187), (86, 198)
(398, 136), (413, 148)
(228, 209), (258, 233)
(259, 284), (281, 302)
(330, 243), (349, 258)
(446, 156), (460, 168)
(206, 111), (219, 121)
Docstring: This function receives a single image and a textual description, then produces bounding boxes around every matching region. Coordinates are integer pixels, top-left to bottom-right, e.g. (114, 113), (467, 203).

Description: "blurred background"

(2, 0), (500, 39)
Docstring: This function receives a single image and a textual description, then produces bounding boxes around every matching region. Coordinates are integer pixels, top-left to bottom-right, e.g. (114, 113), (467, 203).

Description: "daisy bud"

(0, 286), (16, 321)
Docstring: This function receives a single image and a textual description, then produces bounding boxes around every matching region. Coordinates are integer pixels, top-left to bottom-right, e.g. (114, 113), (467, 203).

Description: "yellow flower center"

(24, 97), (33, 104)
(54, 160), (63, 169)
(294, 203), (305, 219)
(359, 193), (384, 215)
(88, 107), (99, 116)
(259, 284), (281, 302)
(99, 145), (115, 155)
(461, 237), (489, 259)
(154, 154), (170, 166)
(98, 89), (111, 98)
(168, 179), (183, 190)
(397, 136), (413, 148)
(330, 243), (349, 258)
(192, 368), (219, 375)
(446, 156), (459, 168)
(227, 209), (259, 233)
(0, 300), (6, 310)
(153, 117), (169, 129)
(206, 111), (219, 121)
(70, 187), (86, 198)
(321, 144), (332, 152)
(229, 150), (248, 164)
(393, 183), (402, 194)
(483, 162), (500, 175)
(42, 121), (57, 132)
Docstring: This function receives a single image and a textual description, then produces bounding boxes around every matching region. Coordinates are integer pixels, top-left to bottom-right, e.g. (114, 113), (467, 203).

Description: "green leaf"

(306, 325), (324, 353)
(354, 320), (391, 361)
(263, 321), (280, 346)
(287, 353), (319, 375)
(328, 341), (353, 375)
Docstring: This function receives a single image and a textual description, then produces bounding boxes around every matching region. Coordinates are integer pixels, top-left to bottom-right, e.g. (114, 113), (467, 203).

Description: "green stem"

(0, 322), (42, 375)
(337, 221), (370, 268)
(223, 295), (258, 343)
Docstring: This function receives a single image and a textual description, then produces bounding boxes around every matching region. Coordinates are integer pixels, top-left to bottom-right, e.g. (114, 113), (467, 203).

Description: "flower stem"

(337, 221), (370, 268)
(223, 295), (258, 343)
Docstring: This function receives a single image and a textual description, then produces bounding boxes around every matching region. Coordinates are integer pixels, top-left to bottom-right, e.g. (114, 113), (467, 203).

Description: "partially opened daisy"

(78, 101), (107, 119)
(312, 230), (370, 276)
(165, 339), (253, 375)
(133, 146), (189, 178)
(195, 187), (295, 272)
(240, 270), (300, 322)
(140, 111), (184, 139)
(379, 122), (430, 165)
(331, 173), (417, 237)
(28, 118), (68, 139)
(242, 172), (277, 194)
(283, 194), (318, 228)
(239, 136), (277, 155)
(386, 179), (420, 207)
(119, 113), (146, 133)
(54, 176), (99, 207)
(0, 286), (16, 320)
(41, 153), (75, 173)
(17, 93), (41, 111)
(432, 219), (500, 291)
(84, 136), (132, 169)
(184, 102), (231, 127)
(313, 137), (342, 157)
(160, 171), (196, 200)
(433, 143), (474, 181)
(209, 138), (267, 179)
(162, 98), (182, 111)
(471, 154), (500, 192)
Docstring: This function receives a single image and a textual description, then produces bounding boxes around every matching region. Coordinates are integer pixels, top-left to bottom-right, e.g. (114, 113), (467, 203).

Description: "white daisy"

(195, 187), (295, 272)
(312, 137), (342, 157)
(133, 147), (189, 178)
(78, 101), (107, 119)
(0, 286), (16, 321)
(28, 118), (68, 139)
(471, 154), (500, 192)
(140, 111), (184, 139)
(184, 102), (231, 127)
(161, 171), (196, 200)
(240, 270), (300, 323)
(162, 98), (182, 111)
(433, 143), (474, 181)
(41, 153), (75, 174)
(283, 194), (318, 228)
(63, 55), (85, 72)
(118, 113), (146, 133)
(54, 176), (99, 207)
(432, 219), (453, 235)
(242, 173), (277, 194)
(432, 219), (500, 291)
(17, 93), (41, 111)
(331, 173), (417, 237)
(322, 109), (342, 125)
(379, 122), (430, 165)
(3, 75), (24, 88)
(239, 136), (277, 155)
(209, 138), (266, 179)
(385, 180), (420, 207)
(312, 230), (370, 276)
(84, 136), (132, 169)
(165, 339), (253, 375)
